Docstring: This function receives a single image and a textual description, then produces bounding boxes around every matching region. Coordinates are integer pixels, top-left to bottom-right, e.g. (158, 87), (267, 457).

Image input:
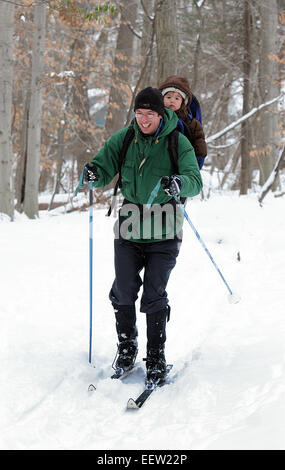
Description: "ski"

(88, 363), (140, 392)
(111, 364), (138, 380)
(88, 383), (96, 392)
(126, 364), (173, 410)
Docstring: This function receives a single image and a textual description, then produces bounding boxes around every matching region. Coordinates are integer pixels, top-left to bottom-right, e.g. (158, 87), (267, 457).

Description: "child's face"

(164, 91), (183, 112)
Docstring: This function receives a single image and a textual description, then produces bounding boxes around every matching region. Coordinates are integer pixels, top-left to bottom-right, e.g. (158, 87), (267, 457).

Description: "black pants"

(109, 238), (181, 315)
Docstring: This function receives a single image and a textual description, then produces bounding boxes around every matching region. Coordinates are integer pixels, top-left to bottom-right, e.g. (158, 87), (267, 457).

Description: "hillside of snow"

(1, 192), (285, 450)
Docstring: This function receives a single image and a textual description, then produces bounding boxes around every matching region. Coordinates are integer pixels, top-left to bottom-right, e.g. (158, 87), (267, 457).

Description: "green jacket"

(92, 109), (203, 241)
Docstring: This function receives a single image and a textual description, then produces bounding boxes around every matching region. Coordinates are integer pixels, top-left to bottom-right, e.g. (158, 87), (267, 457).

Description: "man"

(83, 87), (202, 384)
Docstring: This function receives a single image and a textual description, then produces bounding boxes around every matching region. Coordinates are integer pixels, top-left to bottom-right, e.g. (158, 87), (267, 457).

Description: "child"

(159, 75), (207, 169)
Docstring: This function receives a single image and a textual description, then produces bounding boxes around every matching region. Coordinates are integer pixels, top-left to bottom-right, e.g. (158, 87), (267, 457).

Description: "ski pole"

(146, 179), (240, 304)
(174, 196), (240, 304)
(89, 182), (93, 363)
(73, 171), (95, 363)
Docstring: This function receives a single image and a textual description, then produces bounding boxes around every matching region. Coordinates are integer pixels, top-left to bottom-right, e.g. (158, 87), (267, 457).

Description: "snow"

(50, 71), (75, 78)
(88, 88), (108, 99)
(1, 192), (285, 450)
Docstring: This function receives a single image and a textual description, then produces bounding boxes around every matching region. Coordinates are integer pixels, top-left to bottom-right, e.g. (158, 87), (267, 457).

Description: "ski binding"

(111, 364), (138, 380)
(127, 364), (173, 410)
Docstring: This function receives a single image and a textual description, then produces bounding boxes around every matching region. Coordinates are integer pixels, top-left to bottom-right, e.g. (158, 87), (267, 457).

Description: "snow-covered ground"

(1, 192), (285, 450)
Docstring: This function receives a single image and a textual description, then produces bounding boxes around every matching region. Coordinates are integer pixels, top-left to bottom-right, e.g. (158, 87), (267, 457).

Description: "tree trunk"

(155, 0), (178, 84)
(240, 0), (252, 195)
(140, 0), (155, 89)
(24, 0), (46, 219)
(0, 2), (14, 219)
(104, 0), (137, 138)
(125, 2), (157, 125)
(49, 122), (65, 211)
(15, 89), (31, 212)
(191, 0), (204, 91)
(70, 37), (94, 179)
(258, 0), (279, 185)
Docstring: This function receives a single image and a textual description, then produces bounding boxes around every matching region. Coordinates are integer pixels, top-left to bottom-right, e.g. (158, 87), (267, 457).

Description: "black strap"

(168, 129), (187, 205)
(106, 125), (135, 216)
(117, 125), (135, 189)
(167, 129), (179, 174)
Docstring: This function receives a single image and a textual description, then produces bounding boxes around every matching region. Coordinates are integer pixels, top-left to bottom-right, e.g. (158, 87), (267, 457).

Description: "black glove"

(161, 175), (182, 197)
(83, 162), (99, 183)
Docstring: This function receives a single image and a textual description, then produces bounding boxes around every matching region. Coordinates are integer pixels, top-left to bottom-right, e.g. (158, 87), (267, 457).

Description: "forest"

(0, 0), (284, 220)
(1, 1), (285, 451)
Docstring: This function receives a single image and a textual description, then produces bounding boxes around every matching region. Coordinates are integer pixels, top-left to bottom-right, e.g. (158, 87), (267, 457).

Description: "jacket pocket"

(122, 161), (134, 184)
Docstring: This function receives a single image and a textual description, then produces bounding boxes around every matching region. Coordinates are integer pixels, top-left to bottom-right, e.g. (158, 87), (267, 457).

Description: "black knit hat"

(134, 87), (165, 116)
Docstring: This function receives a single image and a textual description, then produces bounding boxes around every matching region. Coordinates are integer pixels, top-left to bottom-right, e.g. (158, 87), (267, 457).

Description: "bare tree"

(23, 0), (47, 218)
(257, 0), (279, 185)
(15, 89), (31, 212)
(240, 0), (252, 195)
(155, 0), (178, 84)
(125, 0), (157, 124)
(0, 1), (14, 219)
(140, 0), (155, 89)
(104, 0), (138, 138)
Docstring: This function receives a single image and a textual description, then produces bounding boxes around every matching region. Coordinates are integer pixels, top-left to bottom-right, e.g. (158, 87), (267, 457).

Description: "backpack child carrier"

(176, 93), (203, 147)
(188, 93), (202, 124)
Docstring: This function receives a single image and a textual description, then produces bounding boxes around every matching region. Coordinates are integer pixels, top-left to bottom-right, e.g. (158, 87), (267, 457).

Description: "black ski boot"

(113, 305), (138, 372)
(115, 339), (138, 371)
(145, 346), (167, 384)
(145, 307), (170, 384)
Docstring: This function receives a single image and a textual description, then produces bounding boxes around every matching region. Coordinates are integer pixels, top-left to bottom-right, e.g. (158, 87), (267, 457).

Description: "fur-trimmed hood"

(159, 75), (192, 105)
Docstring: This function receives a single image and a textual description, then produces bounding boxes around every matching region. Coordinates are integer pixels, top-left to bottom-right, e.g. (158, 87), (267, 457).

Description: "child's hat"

(159, 76), (192, 105)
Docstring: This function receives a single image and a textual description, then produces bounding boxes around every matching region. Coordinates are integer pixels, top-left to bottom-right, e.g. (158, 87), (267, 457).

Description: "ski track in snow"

(1, 193), (285, 450)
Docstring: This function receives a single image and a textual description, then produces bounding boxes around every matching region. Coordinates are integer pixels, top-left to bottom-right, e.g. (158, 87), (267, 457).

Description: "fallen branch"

(206, 94), (282, 143)
(274, 191), (285, 198)
(258, 145), (285, 205)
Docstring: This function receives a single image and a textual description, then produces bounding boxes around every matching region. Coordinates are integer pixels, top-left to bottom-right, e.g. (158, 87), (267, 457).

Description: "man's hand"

(161, 175), (182, 197)
(83, 162), (99, 183)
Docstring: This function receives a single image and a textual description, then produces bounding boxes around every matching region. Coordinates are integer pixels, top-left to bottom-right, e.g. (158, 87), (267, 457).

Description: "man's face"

(135, 109), (162, 135)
